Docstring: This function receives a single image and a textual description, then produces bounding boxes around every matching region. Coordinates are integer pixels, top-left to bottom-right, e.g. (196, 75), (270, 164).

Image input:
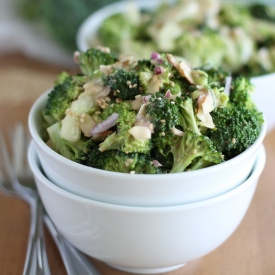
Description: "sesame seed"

(161, 132), (165, 136)
(160, 119), (166, 123)
(126, 81), (131, 85)
(130, 171), (135, 174)
(232, 138), (236, 144)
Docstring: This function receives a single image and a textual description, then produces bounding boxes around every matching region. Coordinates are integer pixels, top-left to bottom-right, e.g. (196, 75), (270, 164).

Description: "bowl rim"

(28, 89), (267, 179)
(28, 139), (266, 211)
(76, 0), (166, 52)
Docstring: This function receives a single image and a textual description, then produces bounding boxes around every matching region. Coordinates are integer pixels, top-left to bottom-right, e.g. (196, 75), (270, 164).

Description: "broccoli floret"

(135, 59), (154, 92)
(78, 48), (117, 79)
(229, 76), (255, 109)
(147, 92), (180, 133)
(44, 74), (87, 123)
(146, 92), (181, 152)
(205, 106), (263, 159)
(249, 3), (275, 23)
(99, 102), (151, 154)
(86, 148), (120, 171)
(151, 147), (173, 173)
(97, 13), (133, 53)
(218, 3), (252, 28)
(47, 122), (94, 163)
(175, 30), (226, 69)
(197, 65), (230, 88)
(100, 101), (134, 128)
(103, 69), (142, 100)
(169, 129), (224, 173)
(99, 132), (152, 155)
(86, 148), (163, 174)
(176, 96), (201, 135)
(135, 59), (154, 72)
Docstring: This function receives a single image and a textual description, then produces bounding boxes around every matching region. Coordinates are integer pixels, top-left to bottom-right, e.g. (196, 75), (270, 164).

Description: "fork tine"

(10, 123), (26, 177)
(0, 129), (14, 183)
(0, 152), (13, 196)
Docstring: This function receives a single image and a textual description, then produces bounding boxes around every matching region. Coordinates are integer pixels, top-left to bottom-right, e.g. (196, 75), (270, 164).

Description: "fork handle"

(43, 214), (101, 275)
(23, 199), (51, 275)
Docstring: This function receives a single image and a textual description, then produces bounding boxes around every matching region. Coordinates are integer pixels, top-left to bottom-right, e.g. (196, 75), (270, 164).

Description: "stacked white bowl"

(28, 90), (266, 274)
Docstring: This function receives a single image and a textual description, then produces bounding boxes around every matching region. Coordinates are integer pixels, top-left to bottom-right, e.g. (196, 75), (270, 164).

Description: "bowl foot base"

(107, 263), (187, 274)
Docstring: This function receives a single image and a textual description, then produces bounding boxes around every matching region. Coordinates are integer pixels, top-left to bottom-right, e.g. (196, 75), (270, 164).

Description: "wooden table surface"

(0, 53), (275, 275)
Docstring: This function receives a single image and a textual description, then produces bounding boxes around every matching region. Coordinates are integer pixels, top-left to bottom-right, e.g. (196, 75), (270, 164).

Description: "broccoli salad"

(90, 0), (275, 77)
(41, 47), (263, 174)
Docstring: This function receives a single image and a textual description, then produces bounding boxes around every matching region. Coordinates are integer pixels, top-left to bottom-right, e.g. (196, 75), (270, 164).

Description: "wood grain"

(0, 53), (274, 275)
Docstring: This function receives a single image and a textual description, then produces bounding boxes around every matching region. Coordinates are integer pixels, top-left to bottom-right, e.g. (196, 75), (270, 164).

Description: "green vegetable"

(229, 76), (256, 110)
(205, 107), (263, 160)
(98, 13), (136, 54)
(41, 47), (263, 174)
(170, 129), (224, 173)
(99, 102), (152, 155)
(175, 30), (226, 69)
(44, 74), (87, 123)
(47, 122), (94, 163)
(177, 96), (200, 135)
(86, 148), (163, 174)
(146, 92), (181, 154)
(103, 69), (142, 100)
(78, 48), (117, 79)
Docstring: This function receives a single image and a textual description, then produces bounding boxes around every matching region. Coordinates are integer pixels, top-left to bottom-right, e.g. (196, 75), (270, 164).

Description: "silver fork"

(0, 124), (51, 275)
(0, 124), (101, 275)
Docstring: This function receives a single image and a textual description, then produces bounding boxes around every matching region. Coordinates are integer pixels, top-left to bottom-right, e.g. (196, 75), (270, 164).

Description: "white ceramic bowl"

(28, 140), (266, 274)
(28, 90), (266, 207)
(76, 0), (161, 53)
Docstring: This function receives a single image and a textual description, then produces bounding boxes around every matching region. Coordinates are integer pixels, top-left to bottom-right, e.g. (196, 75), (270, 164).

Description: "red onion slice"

(152, 160), (163, 167)
(143, 95), (152, 103)
(154, 66), (164, 75)
(91, 113), (119, 135)
(165, 90), (171, 98)
(151, 52), (161, 60)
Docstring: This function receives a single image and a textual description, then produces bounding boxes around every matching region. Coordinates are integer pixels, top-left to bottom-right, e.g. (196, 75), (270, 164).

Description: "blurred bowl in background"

(76, 0), (275, 133)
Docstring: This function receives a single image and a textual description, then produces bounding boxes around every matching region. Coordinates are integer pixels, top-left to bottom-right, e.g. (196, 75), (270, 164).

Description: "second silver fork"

(1, 124), (100, 275)
(0, 125), (51, 275)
